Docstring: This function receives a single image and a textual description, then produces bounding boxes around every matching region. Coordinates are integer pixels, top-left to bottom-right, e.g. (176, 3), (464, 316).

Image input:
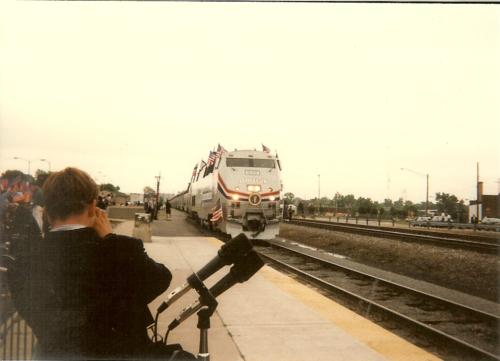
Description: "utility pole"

(318, 174), (321, 200)
(425, 173), (429, 217)
(400, 167), (429, 217)
(317, 174), (321, 214)
(476, 162), (480, 221)
(335, 192), (339, 216)
(155, 172), (161, 220)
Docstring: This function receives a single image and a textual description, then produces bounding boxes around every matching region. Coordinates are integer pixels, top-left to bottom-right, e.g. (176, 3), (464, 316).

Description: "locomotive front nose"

(245, 212), (266, 233)
(247, 219), (262, 232)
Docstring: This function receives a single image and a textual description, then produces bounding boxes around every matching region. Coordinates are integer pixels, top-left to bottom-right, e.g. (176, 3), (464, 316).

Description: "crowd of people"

(0, 171), (47, 246)
(144, 198), (172, 221)
(97, 194), (112, 210)
(0, 167), (195, 360)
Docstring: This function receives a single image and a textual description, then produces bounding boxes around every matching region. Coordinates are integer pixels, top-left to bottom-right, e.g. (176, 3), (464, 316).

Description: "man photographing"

(12, 167), (173, 359)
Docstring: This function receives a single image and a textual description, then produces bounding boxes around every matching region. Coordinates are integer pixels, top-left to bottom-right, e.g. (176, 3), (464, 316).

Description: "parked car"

(415, 216), (431, 222)
(431, 214), (453, 222)
(481, 217), (500, 225)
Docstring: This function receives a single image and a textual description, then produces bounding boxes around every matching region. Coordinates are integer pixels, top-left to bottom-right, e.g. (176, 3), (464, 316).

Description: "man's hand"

(93, 208), (113, 239)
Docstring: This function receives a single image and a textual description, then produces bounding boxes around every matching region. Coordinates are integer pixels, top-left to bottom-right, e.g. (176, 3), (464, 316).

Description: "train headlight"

(270, 196), (275, 201)
(268, 187), (273, 192)
(232, 194), (240, 201)
(247, 185), (261, 192)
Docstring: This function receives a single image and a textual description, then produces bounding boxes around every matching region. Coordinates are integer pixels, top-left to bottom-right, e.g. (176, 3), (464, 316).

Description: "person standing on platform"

(11, 167), (173, 360)
(165, 200), (171, 220)
(96, 195), (107, 210)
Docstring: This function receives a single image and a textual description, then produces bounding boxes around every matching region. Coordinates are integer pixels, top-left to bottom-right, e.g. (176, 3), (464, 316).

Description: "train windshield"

(226, 158), (275, 168)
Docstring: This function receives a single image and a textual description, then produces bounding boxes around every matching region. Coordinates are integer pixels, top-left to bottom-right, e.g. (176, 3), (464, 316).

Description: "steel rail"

(183, 209), (499, 359)
(290, 218), (500, 242)
(267, 240), (500, 320)
(257, 244), (500, 361)
(288, 219), (500, 254)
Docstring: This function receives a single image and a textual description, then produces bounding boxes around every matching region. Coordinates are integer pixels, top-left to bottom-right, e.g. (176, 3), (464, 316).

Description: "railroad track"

(185, 213), (500, 359)
(288, 219), (500, 254)
(255, 240), (500, 361)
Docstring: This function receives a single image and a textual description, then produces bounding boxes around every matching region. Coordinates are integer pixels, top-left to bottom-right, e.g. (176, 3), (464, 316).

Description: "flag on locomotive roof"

(207, 151), (216, 166)
(262, 144), (270, 153)
(190, 164), (198, 182)
(202, 151), (214, 177)
(210, 202), (223, 223)
(216, 144), (227, 158)
(198, 160), (207, 176)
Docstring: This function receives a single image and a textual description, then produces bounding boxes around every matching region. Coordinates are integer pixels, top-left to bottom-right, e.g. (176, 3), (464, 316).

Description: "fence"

(1, 263), (36, 360)
(1, 312), (36, 360)
(107, 206), (144, 220)
(294, 214), (500, 232)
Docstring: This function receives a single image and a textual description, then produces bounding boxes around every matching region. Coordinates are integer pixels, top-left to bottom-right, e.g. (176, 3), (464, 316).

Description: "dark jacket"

(13, 228), (172, 359)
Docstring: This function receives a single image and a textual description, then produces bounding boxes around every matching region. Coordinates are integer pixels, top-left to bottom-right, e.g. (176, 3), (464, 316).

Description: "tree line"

(283, 192), (468, 222)
(1, 169), (122, 195)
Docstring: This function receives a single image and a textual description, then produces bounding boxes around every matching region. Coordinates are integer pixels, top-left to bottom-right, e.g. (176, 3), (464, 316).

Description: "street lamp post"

(400, 167), (429, 217)
(13, 157), (52, 176)
(13, 157), (32, 175)
(39, 158), (51, 172)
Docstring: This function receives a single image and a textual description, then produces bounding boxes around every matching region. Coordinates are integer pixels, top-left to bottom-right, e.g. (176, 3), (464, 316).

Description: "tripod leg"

(198, 328), (209, 361)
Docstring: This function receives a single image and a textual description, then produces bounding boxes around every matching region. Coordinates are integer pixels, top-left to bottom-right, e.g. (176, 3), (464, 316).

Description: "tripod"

(156, 244), (264, 360)
(189, 272), (218, 361)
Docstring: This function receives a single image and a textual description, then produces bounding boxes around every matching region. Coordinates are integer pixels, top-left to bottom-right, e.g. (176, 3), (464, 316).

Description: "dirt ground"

(280, 223), (500, 302)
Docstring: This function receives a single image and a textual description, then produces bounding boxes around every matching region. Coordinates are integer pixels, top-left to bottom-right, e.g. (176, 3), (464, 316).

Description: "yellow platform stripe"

(205, 237), (439, 360)
(259, 266), (441, 361)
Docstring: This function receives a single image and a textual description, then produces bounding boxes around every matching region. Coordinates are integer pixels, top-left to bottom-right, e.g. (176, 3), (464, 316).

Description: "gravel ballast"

(279, 223), (499, 302)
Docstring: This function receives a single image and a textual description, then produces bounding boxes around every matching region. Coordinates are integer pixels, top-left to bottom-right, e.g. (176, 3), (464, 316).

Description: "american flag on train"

(262, 144), (271, 153)
(207, 151), (217, 166)
(210, 203), (223, 222)
(216, 144), (227, 158)
(198, 160), (206, 175)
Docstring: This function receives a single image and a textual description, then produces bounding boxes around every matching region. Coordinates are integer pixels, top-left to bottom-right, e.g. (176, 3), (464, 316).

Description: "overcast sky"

(0, 2), (498, 203)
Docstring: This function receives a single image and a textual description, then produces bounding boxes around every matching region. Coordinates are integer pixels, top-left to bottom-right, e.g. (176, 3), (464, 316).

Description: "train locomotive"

(170, 146), (283, 240)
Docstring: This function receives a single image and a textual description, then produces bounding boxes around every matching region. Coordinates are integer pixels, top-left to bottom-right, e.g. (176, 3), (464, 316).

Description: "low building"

(99, 190), (130, 206)
(129, 193), (143, 204)
(113, 192), (130, 206)
(160, 193), (175, 201)
(468, 194), (500, 221)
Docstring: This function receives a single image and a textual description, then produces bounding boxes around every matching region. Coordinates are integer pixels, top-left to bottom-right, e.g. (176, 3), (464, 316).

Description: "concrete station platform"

(115, 211), (440, 361)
